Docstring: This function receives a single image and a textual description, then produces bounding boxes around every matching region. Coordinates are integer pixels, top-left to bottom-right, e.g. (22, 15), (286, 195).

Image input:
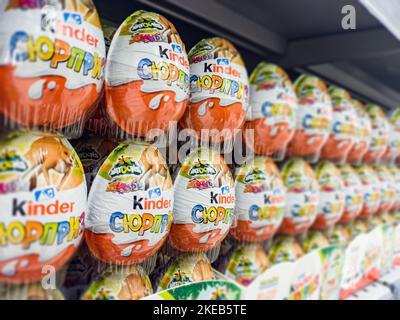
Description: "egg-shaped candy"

(312, 161), (345, 230)
(347, 100), (372, 164)
(243, 62), (297, 158)
(230, 156), (285, 242)
(286, 75), (332, 161)
(279, 158), (320, 235)
(169, 147), (235, 252)
(320, 87), (357, 163)
(105, 10), (189, 137)
(269, 236), (303, 264)
(383, 109), (400, 162)
(387, 164), (400, 212)
(0, 131), (87, 284)
(180, 37), (249, 142)
(362, 104), (390, 163)
(337, 164), (363, 223)
(86, 141), (173, 264)
(372, 164), (396, 215)
(354, 165), (381, 218)
(302, 230), (329, 253)
(0, 1), (105, 133)
(327, 224), (350, 247)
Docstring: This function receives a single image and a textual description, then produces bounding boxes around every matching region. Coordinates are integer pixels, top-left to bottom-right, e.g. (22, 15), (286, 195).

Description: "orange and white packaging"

(169, 146), (235, 252)
(230, 156), (286, 242)
(372, 164), (396, 215)
(383, 108), (400, 162)
(105, 10), (189, 138)
(279, 158), (320, 235)
(0, 130), (87, 284)
(180, 37), (249, 142)
(243, 62), (297, 159)
(388, 164), (400, 212)
(320, 87), (357, 163)
(354, 164), (381, 218)
(85, 141), (173, 265)
(311, 161), (345, 230)
(286, 75), (333, 163)
(346, 99), (372, 164)
(0, 1), (105, 138)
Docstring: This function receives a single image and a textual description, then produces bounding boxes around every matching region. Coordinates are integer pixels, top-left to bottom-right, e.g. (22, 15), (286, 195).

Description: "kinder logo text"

(0, 213), (84, 249)
(109, 212), (171, 235)
(12, 198), (75, 216)
(132, 196), (172, 210)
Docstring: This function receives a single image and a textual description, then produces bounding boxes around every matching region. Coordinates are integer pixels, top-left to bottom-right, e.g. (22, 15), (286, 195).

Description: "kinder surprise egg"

(74, 136), (117, 189)
(0, 131), (87, 284)
(383, 109), (400, 162)
(169, 147), (235, 252)
(363, 104), (390, 163)
(347, 100), (372, 164)
(348, 218), (369, 238)
(180, 38), (249, 141)
(105, 11), (189, 137)
(312, 161), (345, 230)
(372, 164), (396, 214)
(279, 158), (319, 235)
(0, 1), (105, 130)
(269, 236), (303, 264)
(337, 164), (363, 223)
(243, 62), (297, 157)
(327, 224), (350, 247)
(354, 164), (381, 218)
(157, 253), (214, 291)
(286, 75), (332, 160)
(320, 87), (357, 163)
(302, 230), (329, 253)
(224, 244), (269, 286)
(387, 164), (400, 212)
(82, 265), (153, 300)
(86, 141), (173, 264)
(230, 156), (286, 242)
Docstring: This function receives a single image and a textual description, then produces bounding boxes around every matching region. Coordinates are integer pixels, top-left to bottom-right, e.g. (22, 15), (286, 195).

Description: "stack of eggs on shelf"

(1, 2), (400, 301)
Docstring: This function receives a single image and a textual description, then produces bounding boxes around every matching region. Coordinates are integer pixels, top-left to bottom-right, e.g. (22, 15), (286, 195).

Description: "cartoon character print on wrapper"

(286, 75), (333, 161)
(372, 164), (396, 215)
(302, 230), (329, 253)
(354, 164), (381, 218)
(383, 108), (400, 162)
(337, 164), (363, 223)
(170, 147), (235, 252)
(279, 158), (319, 235)
(320, 87), (357, 163)
(387, 165), (400, 212)
(82, 265), (153, 300)
(180, 37), (249, 142)
(225, 244), (269, 286)
(230, 156), (285, 242)
(269, 235), (303, 264)
(85, 141), (173, 264)
(347, 100), (372, 164)
(0, 130), (87, 284)
(363, 104), (390, 163)
(157, 253), (214, 291)
(105, 10), (190, 137)
(327, 224), (350, 248)
(312, 161), (345, 230)
(0, 1), (105, 133)
(243, 62), (297, 158)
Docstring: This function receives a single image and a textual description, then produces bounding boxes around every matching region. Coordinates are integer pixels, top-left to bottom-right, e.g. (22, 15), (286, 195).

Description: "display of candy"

(372, 164), (396, 215)
(0, 1), (105, 137)
(337, 164), (364, 223)
(230, 156), (285, 242)
(155, 253), (214, 292)
(302, 230), (329, 253)
(169, 146), (235, 252)
(326, 224), (351, 247)
(105, 11), (189, 137)
(86, 141), (173, 264)
(243, 62), (297, 158)
(222, 243), (269, 286)
(82, 265), (153, 300)
(320, 87), (357, 163)
(354, 164), (381, 218)
(279, 158), (319, 235)
(347, 100), (372, 164)
(286, 74), (332, 162)
(269, 235), (304, 264)
(0, 130), (87, 284)
(312, 161), (345, 230)
(362, 104), (390, 163)
(180, 37), (249, 141)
